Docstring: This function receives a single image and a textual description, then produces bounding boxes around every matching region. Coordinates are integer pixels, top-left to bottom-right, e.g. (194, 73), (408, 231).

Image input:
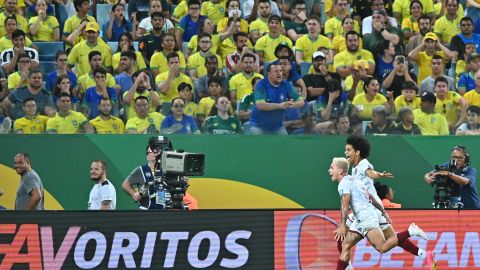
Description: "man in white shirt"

(0, 30), (39, 75)
(361, 0), (397, 35)
(88, 160), (116, 210)
(242, 0), (281, 20)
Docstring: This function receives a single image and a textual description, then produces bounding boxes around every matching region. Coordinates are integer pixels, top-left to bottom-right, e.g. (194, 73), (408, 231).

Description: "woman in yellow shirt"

(28, 0), (60, 41)
(352, 76), (390, 120)
(217, 0), (249, 33)
(401, 0), (423, 41)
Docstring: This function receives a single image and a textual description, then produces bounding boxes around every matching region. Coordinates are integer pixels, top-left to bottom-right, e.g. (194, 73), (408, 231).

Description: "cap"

(312, 51), (326, 60)
(372, 10), (387, 17)
(354, 59), (369, 70)
(424, 32), (438, 41)
(85, 22), (100, 33)
(420, 92), (436, 103)
(467, 53), (480, 62)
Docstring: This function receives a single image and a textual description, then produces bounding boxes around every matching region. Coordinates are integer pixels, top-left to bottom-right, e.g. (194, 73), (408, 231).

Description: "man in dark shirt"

(138, 12), (164, 64)
(303, 51), (340, 102)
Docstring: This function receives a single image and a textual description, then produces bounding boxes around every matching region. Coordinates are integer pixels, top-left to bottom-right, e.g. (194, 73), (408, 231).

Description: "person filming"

(424, 146), (480, 209)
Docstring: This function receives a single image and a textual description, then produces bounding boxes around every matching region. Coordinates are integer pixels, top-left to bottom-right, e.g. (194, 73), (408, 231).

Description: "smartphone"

(397, 55), (405, 64)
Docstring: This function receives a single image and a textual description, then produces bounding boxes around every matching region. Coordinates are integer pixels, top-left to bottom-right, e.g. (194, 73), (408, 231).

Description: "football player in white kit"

(331, 135), (436, 269)
(88, 160), (116, 210)
(329, 157), (430, 270)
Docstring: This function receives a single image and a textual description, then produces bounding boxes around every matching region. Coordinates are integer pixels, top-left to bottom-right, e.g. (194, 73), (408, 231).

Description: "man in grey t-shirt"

(14, 153), (44, 210)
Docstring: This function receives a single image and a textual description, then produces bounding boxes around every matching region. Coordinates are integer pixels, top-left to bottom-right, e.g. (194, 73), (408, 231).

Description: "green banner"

(0, 135), (478, 210)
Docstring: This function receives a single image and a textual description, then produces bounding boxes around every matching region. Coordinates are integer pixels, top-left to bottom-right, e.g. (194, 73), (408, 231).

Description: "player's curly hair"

(346, 135), (370, 159)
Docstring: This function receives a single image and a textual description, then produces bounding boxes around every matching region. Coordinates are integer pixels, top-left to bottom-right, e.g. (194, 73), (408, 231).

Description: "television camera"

(139, 136), (205, 210)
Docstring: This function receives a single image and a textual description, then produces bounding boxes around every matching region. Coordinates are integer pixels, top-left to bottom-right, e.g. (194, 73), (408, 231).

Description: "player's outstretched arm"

(366, 168), (394, 180)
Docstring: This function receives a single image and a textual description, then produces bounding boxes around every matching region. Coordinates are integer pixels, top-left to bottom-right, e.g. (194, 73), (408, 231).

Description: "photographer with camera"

(121, 136), (200, 210)
(121, 137), (173, 209)
(424, 146), (480, 209)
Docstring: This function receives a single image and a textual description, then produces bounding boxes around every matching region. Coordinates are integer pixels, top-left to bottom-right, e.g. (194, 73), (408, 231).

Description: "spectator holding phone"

(382, 54), (416, 99)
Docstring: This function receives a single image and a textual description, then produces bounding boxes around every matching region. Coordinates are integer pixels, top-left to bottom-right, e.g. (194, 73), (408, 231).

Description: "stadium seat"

(182, 42), (189, 55)
(263, 62), (273, 76)
(97, 3), (130, 22)
(361, 121), (372, 135)
(96, 4), (113, 32)
(300, 62), (312, 77)
(33, 42), (64, 61)
(39, 61), (56, 76)
(161, 102), (171, 115)
(107, 41), (139, 53)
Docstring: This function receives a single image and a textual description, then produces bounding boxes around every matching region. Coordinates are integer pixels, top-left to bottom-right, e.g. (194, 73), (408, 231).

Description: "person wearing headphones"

(424, 146), (480, 209)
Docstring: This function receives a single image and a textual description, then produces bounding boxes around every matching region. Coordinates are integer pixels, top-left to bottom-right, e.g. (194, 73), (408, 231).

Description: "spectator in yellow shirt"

(150, 33), (187, 78)
(333, 31), (375, 79)
(46, 93), (93, 134)
(123, 71), (161, 120)
(89, 98), (125, 134)
(324, 0), (360, 41)
(463, 70), (480, 107)
(254, 15), (292, 64)
(76, 51), (117, 98)
(434, 76), (468, 130)
(229, 52), (263, 103)
(28, 0), (60, 41)
(0, 16), (34, 52)
(200, 0), (226, 24)
(248, 0), (273, 43)
(13, 98), (48, 134)
(7, 53), (30, 91)
(217, 0), (249, 34)
(393, 81), (421, 113)
(413, 92), (449, 135)
(197, 76), (224, 125)
(156, 52), (194, 103)
(352, 76), (390, 120)
(0, 0), (29, 38)
(67, 22), (112, 77)
(401, 0), (423, 41)
(125, 96), (165, 134)
(187, 32), (224, 81)
(295, 15), (333, 65)
(408, 32), (453, 83)
(112, 33), (147, 75)
(433, 0), (461, 45)
(62, 0), (96, 49)
(332, 16), (364, 54)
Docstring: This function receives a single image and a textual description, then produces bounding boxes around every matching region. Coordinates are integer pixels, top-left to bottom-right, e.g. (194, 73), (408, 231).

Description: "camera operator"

(121, 137), (198, 210)
(121, 140), (169, 210)
(424, 146), (480, 209)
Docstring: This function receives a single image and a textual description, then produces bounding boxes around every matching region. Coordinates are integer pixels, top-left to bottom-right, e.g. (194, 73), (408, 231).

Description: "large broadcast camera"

(142, 136), (205, 210)
(432, 163), (453, 208)
(432, 161), (464, 209)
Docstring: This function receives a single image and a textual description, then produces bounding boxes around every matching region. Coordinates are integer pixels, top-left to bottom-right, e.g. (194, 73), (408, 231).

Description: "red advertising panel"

(275, 210), (480, 270)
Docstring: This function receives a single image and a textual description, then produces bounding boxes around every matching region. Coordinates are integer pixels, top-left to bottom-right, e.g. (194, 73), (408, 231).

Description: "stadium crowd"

(0, 0), (480, 135)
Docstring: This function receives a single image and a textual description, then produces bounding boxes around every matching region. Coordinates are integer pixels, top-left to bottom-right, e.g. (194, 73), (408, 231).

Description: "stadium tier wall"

(0, 135), (479, 209)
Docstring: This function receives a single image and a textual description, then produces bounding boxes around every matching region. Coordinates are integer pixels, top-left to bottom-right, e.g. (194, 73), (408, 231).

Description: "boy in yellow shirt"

(393, 81), (421, 113)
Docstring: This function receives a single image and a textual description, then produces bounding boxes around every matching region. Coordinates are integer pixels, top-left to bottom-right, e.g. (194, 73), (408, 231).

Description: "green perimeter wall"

(0, 135), (478, 209)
